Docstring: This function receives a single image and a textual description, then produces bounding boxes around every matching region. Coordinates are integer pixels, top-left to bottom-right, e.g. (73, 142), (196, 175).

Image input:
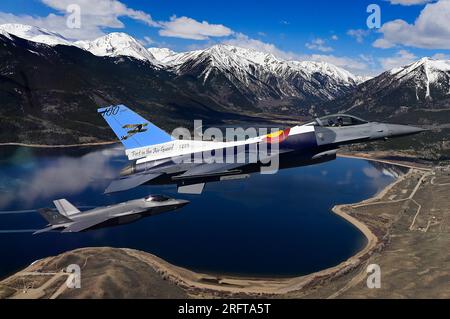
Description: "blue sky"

(1, 0), (449, 76)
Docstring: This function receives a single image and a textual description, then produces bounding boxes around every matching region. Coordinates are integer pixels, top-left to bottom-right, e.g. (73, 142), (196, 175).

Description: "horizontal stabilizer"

(105, 173), (162, 194)
(178, 183), (205, 195)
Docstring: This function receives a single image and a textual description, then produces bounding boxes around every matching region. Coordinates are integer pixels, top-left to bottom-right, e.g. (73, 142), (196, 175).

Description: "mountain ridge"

(0, 23), (449, 159)
(0, 23), (372, 114)
(322, 56), (450, 160)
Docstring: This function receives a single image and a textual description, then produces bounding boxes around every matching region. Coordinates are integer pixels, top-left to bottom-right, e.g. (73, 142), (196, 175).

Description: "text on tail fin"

(98, 105), (173, 150)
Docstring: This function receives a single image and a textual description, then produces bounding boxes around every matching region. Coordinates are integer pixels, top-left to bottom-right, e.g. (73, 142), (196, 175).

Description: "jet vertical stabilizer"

(98, 105), (174, 150)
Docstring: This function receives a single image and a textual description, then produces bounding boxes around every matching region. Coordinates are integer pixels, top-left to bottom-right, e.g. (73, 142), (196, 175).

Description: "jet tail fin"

(98, 105), (173, 150)
(53, 199), (80, 217)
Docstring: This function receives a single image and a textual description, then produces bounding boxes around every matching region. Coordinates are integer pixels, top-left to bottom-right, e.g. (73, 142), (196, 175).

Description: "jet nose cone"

(387, 124), (426, 138)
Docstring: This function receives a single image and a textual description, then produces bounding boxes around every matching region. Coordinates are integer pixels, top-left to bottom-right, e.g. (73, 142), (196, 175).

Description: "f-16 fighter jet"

(34, 195), (189, 234)
(98, 105), (425, 195)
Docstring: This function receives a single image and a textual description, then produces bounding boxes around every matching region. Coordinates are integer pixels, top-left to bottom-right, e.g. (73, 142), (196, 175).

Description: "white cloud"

(0, 0), (158, 40)
(305, 38), (333, 52)
(0, 12), (100, 40)
(374, 0), (450, 49)
(159, 16), (233, 40)
(331, 35), (339, 41)
(0, 1), (234, 42)
(432, 52), (450, 59)
(347, 29), (370, 43)
(42, 0), (157, 26)
(387, 0), (434, 5)
(0, 147), (121, 208)
(379, 50), (418, 70)
(372, 38), (395, 49)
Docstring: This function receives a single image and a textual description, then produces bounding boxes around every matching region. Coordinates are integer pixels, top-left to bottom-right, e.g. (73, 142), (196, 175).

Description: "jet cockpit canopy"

(145, 194), (171, 202)
(309, 114), (368, 127)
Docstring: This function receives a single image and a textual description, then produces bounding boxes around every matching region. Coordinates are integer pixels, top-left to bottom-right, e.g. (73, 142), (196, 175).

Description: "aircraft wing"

(172, 162), (249, 194)
(62, 216), (110, 233)
(175, 162), (246, 179)
(105, 173), (162, 194)
(171, 150), (293, 194)
(172, 148), (291, 180)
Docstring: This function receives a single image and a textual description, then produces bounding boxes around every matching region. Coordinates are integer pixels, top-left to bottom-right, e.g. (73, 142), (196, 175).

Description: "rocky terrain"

(0, 247), (188, 299)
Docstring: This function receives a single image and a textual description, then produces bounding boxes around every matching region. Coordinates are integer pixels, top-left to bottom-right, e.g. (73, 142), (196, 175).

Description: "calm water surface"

(0, 145), (403, 278)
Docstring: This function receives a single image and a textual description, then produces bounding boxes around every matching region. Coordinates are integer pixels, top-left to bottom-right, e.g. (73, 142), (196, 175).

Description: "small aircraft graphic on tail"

(120, 123), (148, 141)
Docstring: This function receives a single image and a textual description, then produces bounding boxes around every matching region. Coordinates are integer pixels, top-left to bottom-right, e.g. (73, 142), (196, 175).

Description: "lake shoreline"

(116, 167), (418, 297)
(117, 160), (429, 297)
(0, 167), (417, 298)
(0, 150), (431, 298)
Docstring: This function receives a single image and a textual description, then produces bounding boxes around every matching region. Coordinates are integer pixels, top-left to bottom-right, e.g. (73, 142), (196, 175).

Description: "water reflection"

(0, 146), (123, 208)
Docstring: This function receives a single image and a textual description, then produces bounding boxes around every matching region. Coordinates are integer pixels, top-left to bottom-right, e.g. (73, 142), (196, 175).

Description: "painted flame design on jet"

(264, 128), (291, 144)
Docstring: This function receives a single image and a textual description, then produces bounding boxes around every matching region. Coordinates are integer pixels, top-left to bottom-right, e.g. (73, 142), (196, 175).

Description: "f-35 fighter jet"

(35, 195), (189, 234)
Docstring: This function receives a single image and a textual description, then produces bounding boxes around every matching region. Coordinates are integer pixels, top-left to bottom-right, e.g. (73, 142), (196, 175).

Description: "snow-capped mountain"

(388, 57), (450, 100)
(151, 44), (365, 83)
(0, 23), (369, 113)
(0, 24), (157, 63)
(0, 23), (73, 46)
(0, 24), (364, 106)
(0, 28), (12, 40)
(76, 33), (156, 62)
(322, 57), (450, 120)
(147, 44), (363, 109)
(147, 47), (177, 62)
(151, 44), (363, 85)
